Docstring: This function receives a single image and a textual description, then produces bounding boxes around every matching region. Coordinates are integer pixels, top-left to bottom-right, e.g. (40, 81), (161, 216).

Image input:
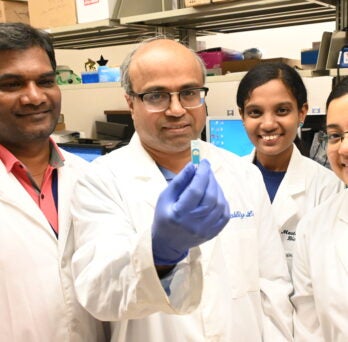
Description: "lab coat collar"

(127, 133), (167, 179)
(56, 156), (82, 260)
(0, 160), (58, 239)
(281, 145), (306, 195)
(0, 157), (81, 259)
(125, 135), (225, 208)
(248, 145), (305, 195)
(339, 190), (348, 223)
(128, 134), (224, 175)
(245, 145), (304, 229)
(335, 191), (348, 275)
(273, 145), (306, 229)
(0, 161), (50, 225)
(125, 134), (170, 208)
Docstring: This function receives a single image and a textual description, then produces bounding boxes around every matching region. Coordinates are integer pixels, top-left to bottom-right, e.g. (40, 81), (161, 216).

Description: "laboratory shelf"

(49, 0), (336, 49)
(120, 0), (336, 33)
(59, 67), (347, 92)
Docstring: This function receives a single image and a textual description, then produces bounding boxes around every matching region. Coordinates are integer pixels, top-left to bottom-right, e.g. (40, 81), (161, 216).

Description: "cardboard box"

(0, 0), (29, 24)
(54, 122), (66, 131)
(54, 114), (65, 131)
(76, 0), (118, 23)
(28, 0), (77, 29)
(221, 58), (301, 74)
(185, 0), (210, 7)
(197, 47), (243, 69)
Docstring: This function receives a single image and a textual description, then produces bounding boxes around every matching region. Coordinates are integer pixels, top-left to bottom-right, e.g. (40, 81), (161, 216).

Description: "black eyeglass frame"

(318, 130), (348, 145)
(129, 87), (209, 111)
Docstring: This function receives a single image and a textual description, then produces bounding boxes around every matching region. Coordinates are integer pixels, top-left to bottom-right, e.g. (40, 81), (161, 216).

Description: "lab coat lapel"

(272, 146), (305, 230)
(141, 171), (167, 209)
(335, 193), (348, 275)
(243, 148), (255, 162)
(56, 162), (76, 260)
(128, 135), (168, 209)
(0, 162), (56, 233)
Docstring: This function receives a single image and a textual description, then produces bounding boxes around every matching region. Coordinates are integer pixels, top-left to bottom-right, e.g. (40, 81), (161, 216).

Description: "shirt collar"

(0, 137), (65, 173)
(157, 164), (177, 182)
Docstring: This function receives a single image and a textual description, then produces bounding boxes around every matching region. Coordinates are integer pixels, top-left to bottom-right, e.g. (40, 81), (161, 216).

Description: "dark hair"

(326, 77), (348, 110)
(236, 62), (307, 111)
(0, 22), (56, 71)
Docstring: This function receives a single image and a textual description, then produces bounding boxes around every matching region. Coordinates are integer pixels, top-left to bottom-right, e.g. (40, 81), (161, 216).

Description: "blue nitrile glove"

(152, 159), (230, 265)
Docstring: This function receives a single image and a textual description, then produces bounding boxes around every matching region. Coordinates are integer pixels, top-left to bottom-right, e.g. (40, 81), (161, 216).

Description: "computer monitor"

(58, 143), (107, 162)
(205, 116), (254, 156)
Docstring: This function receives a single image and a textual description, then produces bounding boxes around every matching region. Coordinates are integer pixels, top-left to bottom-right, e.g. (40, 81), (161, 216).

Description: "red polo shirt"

(0, 138), (64, 235)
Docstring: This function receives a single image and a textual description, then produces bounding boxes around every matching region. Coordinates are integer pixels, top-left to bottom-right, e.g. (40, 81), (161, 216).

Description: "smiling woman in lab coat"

(292, 77), (348, 341)
(237, 62), (344, 271)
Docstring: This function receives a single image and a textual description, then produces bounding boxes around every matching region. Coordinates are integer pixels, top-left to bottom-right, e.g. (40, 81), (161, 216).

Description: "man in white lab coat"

(292, 77), (348, 341)
(0, 23), (105, 341)
(71, 37), (293, 341)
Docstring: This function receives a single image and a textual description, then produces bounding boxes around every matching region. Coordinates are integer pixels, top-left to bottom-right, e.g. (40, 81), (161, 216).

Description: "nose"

(19, 82), (47, 106)
(165, 93), (185, 117)
(260, 112), (277, 130)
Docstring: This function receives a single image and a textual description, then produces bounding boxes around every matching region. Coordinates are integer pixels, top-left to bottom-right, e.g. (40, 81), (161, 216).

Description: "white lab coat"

(245, 145), (344, 270)
(291, 189), (348, 341)
(71, 133), (293, 342)
(0, 150), (106, 342)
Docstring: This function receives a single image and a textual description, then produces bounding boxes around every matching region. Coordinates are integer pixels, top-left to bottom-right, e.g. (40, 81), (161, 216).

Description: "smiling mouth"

(17, 110), (50, 116)
(260, 134), (280, 141)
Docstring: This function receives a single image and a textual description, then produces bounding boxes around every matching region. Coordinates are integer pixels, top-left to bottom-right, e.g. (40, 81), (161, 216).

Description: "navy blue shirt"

(254, 159), (286, 203)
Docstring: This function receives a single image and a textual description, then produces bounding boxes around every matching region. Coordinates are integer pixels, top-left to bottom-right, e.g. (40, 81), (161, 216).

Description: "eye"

(327, 132), (342, 142)
(144, 92), (167, 103)
(0, 80), (23, 91)
(38, 78), (56, 87)
(180, 89), (198, 97)
(246, 109), (262, 118)
(276, 107), (290, 116)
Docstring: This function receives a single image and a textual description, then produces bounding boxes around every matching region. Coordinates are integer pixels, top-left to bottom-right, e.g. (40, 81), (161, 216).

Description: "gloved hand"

(152, 159), (230, 265)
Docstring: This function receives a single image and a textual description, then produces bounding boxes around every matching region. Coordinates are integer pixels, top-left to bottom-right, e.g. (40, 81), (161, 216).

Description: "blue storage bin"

(81, 71), (99, 84)
(98, 66), (120, 82)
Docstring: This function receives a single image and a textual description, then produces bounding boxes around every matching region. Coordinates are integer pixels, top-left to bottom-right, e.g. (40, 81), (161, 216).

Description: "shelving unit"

(48, 20), (157, 49)
(49, 0), (337, 49)
(58, 66), (348, 93)
(52, 0), (345, 139)
(121, 0), (336, 33)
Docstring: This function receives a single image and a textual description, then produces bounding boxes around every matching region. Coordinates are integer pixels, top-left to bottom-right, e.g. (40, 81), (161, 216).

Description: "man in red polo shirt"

(0, 23), (105, 342)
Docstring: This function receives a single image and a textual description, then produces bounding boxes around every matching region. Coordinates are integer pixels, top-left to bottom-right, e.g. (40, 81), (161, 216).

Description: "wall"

(56, 22), (336, 137)
(55, 43), (136, 78)
(59, 83), (128, 137)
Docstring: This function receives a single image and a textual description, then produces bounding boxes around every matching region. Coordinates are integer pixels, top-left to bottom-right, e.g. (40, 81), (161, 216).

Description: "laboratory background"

(4, 0), (346, 160)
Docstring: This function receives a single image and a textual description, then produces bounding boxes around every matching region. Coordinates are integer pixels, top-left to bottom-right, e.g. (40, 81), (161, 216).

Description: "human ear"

(125, 94), (134, 114)
(298, 102), (308, 126)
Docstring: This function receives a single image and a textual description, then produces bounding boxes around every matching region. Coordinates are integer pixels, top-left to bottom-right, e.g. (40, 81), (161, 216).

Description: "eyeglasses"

(129, 87), (209, 112)
(318, 130), (348, 146)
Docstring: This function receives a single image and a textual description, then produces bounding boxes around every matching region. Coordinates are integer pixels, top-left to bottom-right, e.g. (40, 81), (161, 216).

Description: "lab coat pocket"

(222, 227), (260, 299)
